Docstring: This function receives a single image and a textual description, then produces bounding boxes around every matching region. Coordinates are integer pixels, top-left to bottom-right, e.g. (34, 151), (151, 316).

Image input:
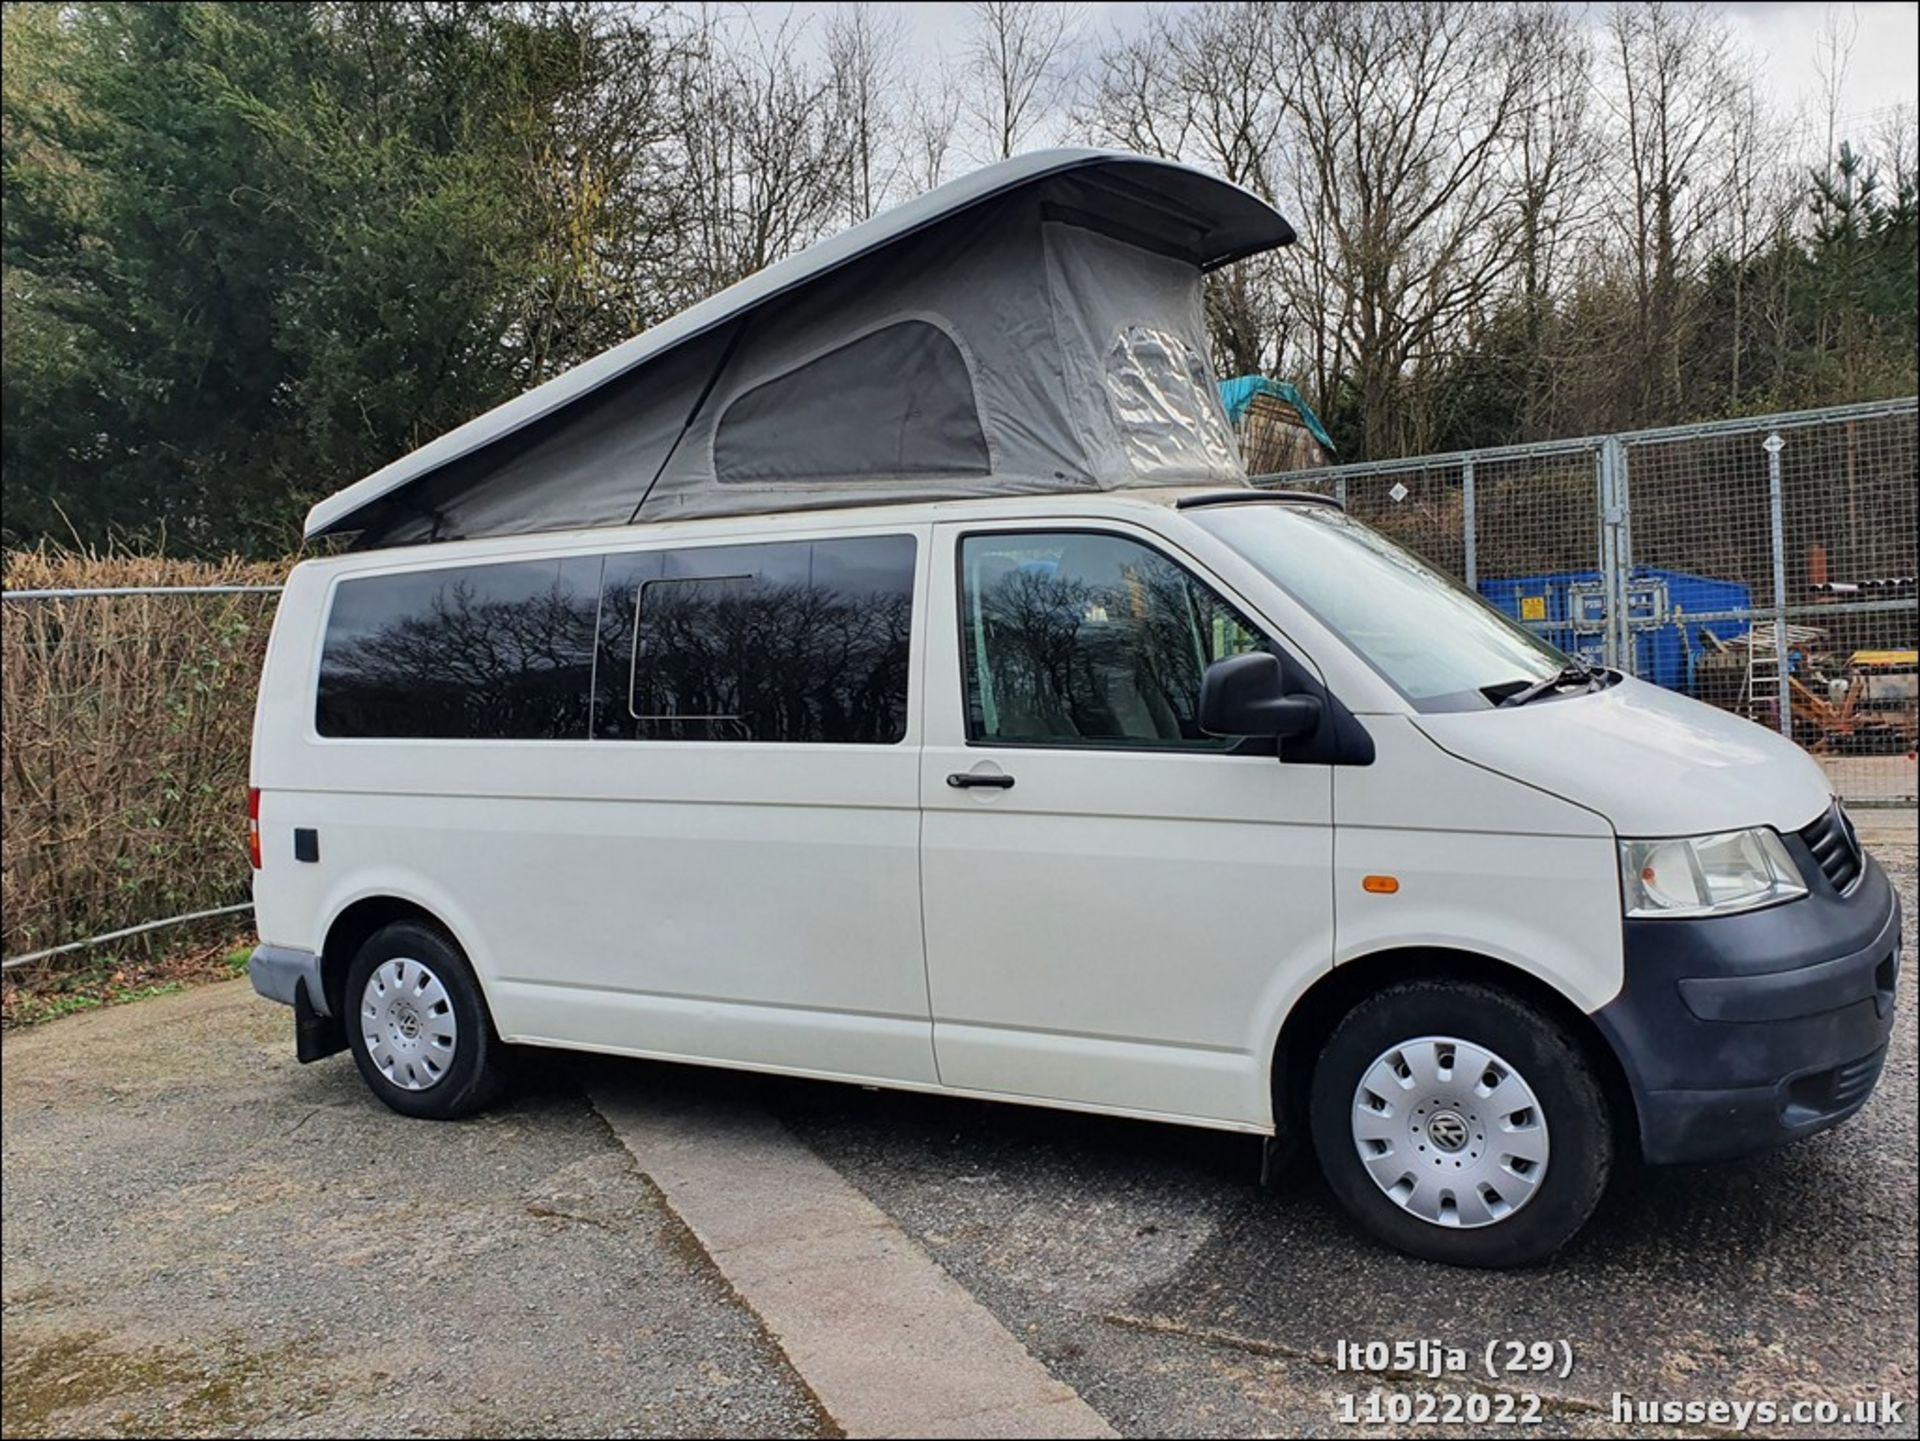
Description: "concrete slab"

(588, 1068), (1118, 1441)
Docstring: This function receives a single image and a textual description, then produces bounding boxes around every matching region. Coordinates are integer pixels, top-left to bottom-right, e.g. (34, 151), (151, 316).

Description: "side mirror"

(1198, 652), (1323, 741)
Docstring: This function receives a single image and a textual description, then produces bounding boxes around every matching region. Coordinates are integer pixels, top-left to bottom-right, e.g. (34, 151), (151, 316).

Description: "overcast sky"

(756, 1), (1918, 150)
(1722, 1), (1918, 133)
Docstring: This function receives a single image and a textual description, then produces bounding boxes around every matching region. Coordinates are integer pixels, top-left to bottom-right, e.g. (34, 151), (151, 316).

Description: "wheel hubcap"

(361, 957), (458, 1092)
(1350, 1036), (1549, 1229)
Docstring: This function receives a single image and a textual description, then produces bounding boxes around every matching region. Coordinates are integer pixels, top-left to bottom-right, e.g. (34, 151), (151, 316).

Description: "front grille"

(1799, 802), (1863, 894)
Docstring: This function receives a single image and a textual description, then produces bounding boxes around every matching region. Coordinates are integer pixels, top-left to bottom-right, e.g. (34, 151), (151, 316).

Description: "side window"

(317, 557), (600, 739)
(594, 534), (916, 744)
(959, 531), (1265, 748)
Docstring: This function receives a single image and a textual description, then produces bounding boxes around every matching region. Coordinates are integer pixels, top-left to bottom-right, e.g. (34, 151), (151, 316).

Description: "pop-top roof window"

(714, 319), (990, 485)
(1104, 324), (1240, 481)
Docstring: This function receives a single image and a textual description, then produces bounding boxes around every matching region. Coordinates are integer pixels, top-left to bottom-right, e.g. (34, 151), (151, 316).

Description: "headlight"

(1619, 828), (1806, 918)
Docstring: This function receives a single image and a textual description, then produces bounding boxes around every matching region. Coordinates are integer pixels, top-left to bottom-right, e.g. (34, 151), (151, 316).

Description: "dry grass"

(2, 546), (289, 979)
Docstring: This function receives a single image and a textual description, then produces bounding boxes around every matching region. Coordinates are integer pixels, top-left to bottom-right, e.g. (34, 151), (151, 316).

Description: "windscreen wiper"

(1498, 659), (1597, 708)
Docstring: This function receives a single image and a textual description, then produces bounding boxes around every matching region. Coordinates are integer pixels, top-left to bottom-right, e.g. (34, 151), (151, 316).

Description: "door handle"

(947, 771), (1015, 789)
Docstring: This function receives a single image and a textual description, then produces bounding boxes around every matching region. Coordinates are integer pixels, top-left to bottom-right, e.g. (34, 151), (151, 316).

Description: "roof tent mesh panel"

(712, 320), (990, 484)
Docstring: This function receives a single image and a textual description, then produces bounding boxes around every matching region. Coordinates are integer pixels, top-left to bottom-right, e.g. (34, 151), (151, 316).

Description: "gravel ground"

(766, 834), (1919, 1439)
(0, 984), (833, 1439)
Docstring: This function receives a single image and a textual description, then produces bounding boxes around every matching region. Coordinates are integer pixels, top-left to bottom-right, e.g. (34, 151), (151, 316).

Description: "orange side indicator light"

(1362, 875), (1400, 895)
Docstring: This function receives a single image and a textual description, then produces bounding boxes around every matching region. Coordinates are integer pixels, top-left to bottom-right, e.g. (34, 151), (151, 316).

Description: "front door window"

(958, 531), (1265, 748)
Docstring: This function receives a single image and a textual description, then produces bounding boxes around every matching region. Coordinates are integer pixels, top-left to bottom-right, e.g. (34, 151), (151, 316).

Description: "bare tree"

(507, 4), (688, 369)
(1875, 102), (1919, 211)
(670, 7), (850, 297)
(1081, 10), (1193, 165)
(1279, 1), (1534, 456)
(902, 58), (964, 192)
(1506, 3), (1600, 435)
(1715, 78), (1793, 408)
(1600, 0), (1746, 419)
(960, 0), (1079, 162)
(1081, 5), (1295, 379)
(825, 2), (907, 223)
(1812, 4), (1860, 190)
(1806, 3), (1861, 369)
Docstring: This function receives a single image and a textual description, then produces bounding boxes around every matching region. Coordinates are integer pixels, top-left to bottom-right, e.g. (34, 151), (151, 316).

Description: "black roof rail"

(1174, 489), (1345, 511)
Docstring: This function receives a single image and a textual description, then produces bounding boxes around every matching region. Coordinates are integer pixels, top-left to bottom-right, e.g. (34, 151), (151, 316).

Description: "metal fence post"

(1612, 437), (1634, 674)
(1764, 431), (1792, 738)
(1597, 437), (1626, 670)
(1461, 459), (1477, 590)
(1596, 444), (1610, 668)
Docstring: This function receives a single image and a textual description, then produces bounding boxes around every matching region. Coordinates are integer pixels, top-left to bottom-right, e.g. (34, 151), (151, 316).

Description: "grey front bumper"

(248, 944), (330, 1016)
(1594, 854), (1899, 1164)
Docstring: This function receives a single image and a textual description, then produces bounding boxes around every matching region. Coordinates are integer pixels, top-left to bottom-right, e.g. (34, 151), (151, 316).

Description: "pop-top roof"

(307, 149), (1296, 548)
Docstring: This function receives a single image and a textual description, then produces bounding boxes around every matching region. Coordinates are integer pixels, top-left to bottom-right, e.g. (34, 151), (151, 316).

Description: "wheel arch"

(318, 895), (464, 1020)
(1272, 946), (1640, 1160)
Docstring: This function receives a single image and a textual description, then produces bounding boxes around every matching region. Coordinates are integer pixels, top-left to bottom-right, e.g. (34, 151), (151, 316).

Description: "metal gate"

(1255, 397), (1919, 805)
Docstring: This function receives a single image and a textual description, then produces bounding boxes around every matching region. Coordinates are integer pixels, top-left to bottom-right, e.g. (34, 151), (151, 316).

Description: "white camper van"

(249, 152), (1900, 1267)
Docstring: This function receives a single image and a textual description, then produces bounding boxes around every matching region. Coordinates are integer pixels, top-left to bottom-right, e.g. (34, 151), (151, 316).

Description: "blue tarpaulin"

(1216, 376), (1336, 454)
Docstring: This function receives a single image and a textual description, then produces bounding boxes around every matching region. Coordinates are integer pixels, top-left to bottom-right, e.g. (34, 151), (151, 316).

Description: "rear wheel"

(1309, 979), (1611, 1267)
(345, 921), (505, 1120)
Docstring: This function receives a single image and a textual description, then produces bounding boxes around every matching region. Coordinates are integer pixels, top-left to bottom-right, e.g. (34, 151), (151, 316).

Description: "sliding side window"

(594, 535), (916, 743)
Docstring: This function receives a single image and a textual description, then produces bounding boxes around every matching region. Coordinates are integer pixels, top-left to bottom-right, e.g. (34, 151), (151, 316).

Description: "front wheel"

(1309, 979), (1612, 1267)
(345, 921), (506, 1120)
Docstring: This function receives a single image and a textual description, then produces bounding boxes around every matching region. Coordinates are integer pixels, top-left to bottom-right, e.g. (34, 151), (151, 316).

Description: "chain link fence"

(1258, 397), (1919, 805)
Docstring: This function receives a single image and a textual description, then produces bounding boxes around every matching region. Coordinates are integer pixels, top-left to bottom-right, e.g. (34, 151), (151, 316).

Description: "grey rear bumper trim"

(249, 944), (329, 1016)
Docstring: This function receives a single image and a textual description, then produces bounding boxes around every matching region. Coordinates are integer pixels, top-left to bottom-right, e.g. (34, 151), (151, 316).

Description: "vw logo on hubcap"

(1427, 1110), (1470, 1153)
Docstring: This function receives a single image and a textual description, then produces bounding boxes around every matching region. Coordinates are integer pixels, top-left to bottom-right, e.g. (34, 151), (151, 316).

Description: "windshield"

(1190, 503), (1570, 711)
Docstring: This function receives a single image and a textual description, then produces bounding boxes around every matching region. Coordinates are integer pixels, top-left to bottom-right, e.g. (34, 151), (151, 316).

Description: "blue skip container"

(1479, 569), (1753, 694)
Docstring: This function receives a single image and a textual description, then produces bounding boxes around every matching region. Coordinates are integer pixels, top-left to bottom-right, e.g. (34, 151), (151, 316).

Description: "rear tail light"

(248, 786), (262, 870)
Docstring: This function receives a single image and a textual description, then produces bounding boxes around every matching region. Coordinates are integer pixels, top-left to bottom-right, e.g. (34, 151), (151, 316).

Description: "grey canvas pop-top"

(305, 150), (1297, 548)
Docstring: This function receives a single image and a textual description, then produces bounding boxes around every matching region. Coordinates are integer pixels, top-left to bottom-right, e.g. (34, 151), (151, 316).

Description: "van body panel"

(1332, 821), (1626, 1015)
(1415, 675), (1833, 837)
(250, 562), (332, 951)
(916, 515), (1335, 1129)
(1332, 718), (1624, 1012)
(1332, 716), (1613, 840)
(493, 975), (940, 1085)
(286, 784), (935, 1083)
(302, 846), (500, 992)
